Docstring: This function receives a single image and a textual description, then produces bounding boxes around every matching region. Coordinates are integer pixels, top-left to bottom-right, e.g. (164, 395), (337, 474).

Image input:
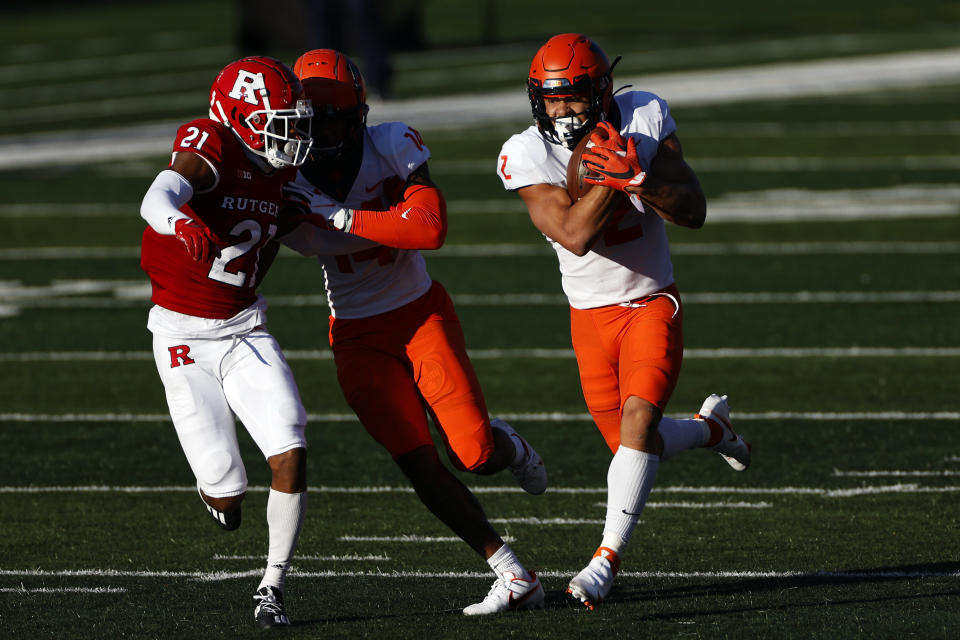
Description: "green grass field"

(1, 1), (958, 638)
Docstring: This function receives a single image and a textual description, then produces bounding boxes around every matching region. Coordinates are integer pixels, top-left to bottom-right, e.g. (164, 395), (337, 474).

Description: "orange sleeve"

(348, 183), (448, 250)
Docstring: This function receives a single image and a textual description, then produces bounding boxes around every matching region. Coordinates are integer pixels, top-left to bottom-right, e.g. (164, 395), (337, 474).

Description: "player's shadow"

(590, 561), (960, 619)
(285, 561), (959, 626)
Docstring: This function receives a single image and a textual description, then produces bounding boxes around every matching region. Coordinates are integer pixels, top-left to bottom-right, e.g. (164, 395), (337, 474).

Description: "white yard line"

(3, 48), (959, 168)
(2, 290), (960, 311)
(0, 586), (127, 594)
(591, 501), (773, 509)
(0, 483), (953, 497)
(2, 411), (960, 423)
(214, 554), (390, 562)
(2, 346), (959, 363)
(339, 535), (516, 543)
(4, 241), (960, 258)
(1, 568), (956, 582)
(833, 470), (960, 477)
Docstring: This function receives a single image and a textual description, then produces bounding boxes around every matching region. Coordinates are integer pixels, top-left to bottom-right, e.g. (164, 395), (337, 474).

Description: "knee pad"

(196, 449), (247, 497)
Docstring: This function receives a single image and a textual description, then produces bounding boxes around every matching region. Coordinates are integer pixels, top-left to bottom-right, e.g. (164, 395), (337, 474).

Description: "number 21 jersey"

(141, 119), (293, 320)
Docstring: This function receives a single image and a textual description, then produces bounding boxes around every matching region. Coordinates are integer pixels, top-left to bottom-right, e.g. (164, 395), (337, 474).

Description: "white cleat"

(491, 418), (547, 495)
(567, 547), (620, 610)
(462, 571), (545, 615)
(697, 393), (751, 471)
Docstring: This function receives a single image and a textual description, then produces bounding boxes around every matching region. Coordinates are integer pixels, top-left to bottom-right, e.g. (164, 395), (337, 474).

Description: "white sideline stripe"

(0, 586), (126, 594)
(3, 48), (960, 168)
(592, 501), (773, 509)
(2, 410), (960, 423)
(4, 289), (960, 308)
(1, 569), (956, 582)
(833, 470), (960, 477)
(490, 518), (604, 525)
(2, 241), (960, 260)
(0, 483), (954, 497)
(339, 535), (516, 543)
(3, 346), (960, 363)
(214, 554), (389, 562)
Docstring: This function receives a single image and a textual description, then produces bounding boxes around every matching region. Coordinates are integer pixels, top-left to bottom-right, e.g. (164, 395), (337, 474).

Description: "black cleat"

(253, 585), (290, 629)
(198, 487), (241, 531)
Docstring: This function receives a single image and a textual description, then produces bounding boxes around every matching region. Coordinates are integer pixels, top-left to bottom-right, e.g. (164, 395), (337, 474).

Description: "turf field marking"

(3, 410), (960, 423)
(490, 517), (604, 525)
(833, 469), (960, 477)
(592, 501), (773, 509)
(3, 240), (960, 259)
(214, 554), (390, 562)
(0, 586), (126, 594)
(2, 568), (957, 582)
(0, 484), (955, 497)
(4, 286), (960, 310)
(4, 346), (960, 362)
(6, 48), (960, 168)
(339, 535), (516, 543)
(682, 121), (960, 137)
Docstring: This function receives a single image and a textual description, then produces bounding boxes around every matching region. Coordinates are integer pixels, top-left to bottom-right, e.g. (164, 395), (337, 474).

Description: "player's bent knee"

(197, 449), (247, 496)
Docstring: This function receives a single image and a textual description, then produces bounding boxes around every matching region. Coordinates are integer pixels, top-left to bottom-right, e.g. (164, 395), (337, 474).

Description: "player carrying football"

(278, 49), (546, 615)
(496, 34), (752, 608)
(139, 56), (313, 629)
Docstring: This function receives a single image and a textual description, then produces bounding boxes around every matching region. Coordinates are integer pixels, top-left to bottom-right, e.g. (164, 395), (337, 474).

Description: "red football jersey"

(141, 119), (294, 319)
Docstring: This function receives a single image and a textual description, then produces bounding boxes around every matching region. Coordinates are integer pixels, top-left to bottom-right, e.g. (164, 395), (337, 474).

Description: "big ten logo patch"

(417, 358), (449, 399)
(168, 345), (196, 368)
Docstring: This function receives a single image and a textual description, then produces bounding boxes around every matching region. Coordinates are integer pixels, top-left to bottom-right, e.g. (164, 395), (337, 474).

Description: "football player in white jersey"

(496, 34), (753, 609)
(278, 49), (546, 615)
(139, 56), (313, 629)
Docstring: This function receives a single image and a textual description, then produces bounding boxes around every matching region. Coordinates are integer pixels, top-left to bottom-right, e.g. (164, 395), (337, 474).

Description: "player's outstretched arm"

(345, 163), (448, 250)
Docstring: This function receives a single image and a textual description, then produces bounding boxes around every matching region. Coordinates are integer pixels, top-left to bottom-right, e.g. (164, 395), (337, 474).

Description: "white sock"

(487, 543), (531, 580)
(659, 417), (710, 460)
(603, 446), (659, 548)
(258, 489), (307, 592)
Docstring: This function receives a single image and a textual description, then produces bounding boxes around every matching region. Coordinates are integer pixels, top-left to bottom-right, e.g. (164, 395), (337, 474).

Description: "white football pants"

(151, 328), (307, 498)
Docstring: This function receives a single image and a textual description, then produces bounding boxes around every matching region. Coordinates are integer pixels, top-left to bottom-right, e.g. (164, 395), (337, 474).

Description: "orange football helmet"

(292, 49), (369, 157)
(209, 56), (313, 168)
(527, 34), (618, 149)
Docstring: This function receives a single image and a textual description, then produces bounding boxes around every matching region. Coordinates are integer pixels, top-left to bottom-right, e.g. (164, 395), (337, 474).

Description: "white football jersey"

(497, 91), (677, 309)
(288, 122), (433, 318)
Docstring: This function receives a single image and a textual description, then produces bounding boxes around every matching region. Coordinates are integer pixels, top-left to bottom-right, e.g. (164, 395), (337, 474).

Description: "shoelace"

(255, 592), (284, 615)
(482, 577), (513, 601)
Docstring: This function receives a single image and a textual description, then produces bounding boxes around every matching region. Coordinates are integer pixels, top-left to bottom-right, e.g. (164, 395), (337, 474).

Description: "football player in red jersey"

(278, 49), (546, 615)
(497, 34), (753, 609)
(139, 56), (313, 629)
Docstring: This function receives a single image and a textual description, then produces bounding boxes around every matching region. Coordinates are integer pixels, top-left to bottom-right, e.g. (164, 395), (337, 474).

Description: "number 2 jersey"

(497, 91), (677, 310)
(140, 118), (293, 334)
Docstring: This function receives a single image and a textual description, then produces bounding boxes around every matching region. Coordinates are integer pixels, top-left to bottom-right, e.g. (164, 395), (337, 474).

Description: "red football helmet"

(209, 56), (313, 168)
(527, 34), (618, 149)
(292, 49), (369, 157)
